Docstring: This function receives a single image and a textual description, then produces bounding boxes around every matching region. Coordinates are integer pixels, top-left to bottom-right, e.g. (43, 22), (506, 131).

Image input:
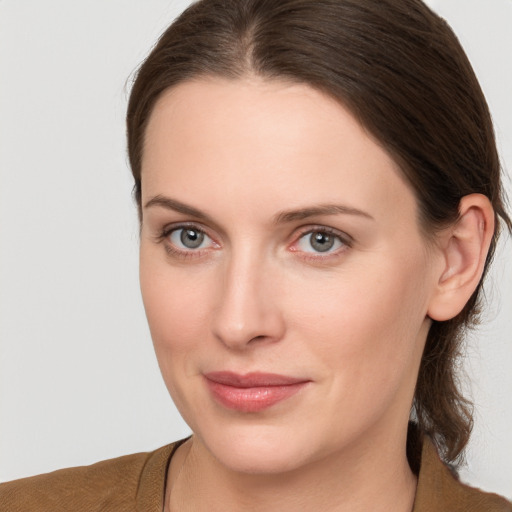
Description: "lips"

(204, 371), (310, 412)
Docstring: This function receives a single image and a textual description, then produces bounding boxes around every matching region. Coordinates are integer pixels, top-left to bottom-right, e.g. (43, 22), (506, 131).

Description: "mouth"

(203, 371), (310, 413)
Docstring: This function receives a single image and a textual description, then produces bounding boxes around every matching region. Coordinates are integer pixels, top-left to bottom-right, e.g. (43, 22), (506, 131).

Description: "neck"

(168, 428), (417, 512)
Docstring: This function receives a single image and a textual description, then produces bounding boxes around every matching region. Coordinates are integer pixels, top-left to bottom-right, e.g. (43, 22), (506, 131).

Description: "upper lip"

(204, 371), (310, 388)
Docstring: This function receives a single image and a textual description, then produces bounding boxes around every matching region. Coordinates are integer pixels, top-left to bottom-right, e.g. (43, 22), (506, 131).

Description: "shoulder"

(0, 443), (177, 512)
(414, 437), (512, 512)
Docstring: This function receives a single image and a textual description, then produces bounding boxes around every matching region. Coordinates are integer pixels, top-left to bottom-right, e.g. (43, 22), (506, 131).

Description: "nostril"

(249, 335), (267, 343)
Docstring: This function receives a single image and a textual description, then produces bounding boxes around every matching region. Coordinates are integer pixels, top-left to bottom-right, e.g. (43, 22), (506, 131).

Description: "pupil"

(181, 229), (204, 249)
(310, 232), (334, 252)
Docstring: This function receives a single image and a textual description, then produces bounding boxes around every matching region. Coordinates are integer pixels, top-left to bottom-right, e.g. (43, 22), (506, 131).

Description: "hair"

(126, 0), (511, 465)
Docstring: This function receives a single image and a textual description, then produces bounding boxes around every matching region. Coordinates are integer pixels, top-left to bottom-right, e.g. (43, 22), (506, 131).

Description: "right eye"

(168, 227), (214, 250)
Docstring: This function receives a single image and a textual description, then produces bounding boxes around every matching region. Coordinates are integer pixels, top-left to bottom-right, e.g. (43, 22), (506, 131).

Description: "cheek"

(139, 256), (218, 423)
(139, 249), (213, 373)
(286, 251), (431, 383)
(283, 257), (431, 442)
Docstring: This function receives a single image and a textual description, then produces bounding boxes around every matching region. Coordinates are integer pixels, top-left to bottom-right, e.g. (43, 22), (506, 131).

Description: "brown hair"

(126, 0), (511, 464)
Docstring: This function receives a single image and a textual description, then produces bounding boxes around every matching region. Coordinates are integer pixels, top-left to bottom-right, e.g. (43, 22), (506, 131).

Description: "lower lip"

(205, 379), (308, 413)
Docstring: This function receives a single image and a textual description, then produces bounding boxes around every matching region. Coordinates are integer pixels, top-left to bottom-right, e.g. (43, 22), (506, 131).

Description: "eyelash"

(290, 226), (352, 261)
(157, 223), (218, 260)
(156, 223), (352, 261)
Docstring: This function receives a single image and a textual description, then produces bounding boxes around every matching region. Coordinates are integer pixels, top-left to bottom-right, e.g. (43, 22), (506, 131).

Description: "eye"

(168, 227), (214, 250)
(295, 229), (346, 254)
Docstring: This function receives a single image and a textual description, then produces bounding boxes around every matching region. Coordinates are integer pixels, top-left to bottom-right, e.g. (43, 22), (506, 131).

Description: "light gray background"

(1, 0), (511, 499)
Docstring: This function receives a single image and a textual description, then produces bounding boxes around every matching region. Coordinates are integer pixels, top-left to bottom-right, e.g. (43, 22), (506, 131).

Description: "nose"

(211, 251), (286, 350)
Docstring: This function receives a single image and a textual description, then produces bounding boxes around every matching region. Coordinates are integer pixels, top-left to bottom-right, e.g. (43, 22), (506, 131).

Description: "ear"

(427, 194), (495, 322)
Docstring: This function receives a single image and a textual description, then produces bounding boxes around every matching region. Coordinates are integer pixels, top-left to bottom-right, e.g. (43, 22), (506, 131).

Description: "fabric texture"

(0, 437), (510, 511)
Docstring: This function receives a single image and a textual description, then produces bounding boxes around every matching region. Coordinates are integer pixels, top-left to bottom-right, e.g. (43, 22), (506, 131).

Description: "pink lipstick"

(204, 371), (309, 412)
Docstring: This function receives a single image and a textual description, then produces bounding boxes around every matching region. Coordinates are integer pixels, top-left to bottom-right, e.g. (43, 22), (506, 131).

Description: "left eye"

(168, 227), (213, 250)
(296, 230), (345, 253)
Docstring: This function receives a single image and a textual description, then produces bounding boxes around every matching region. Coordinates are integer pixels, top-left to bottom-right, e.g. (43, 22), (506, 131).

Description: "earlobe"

(427, 194), (495, 322)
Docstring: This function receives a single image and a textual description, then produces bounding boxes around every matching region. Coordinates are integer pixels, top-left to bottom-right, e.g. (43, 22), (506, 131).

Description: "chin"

(194, 422), (320, 475)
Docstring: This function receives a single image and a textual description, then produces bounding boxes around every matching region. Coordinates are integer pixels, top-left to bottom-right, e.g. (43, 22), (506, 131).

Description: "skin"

(138, 77), (494, 512)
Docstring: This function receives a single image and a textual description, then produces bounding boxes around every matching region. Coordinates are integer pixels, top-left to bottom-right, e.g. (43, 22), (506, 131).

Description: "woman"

(1, 0), (511, 510)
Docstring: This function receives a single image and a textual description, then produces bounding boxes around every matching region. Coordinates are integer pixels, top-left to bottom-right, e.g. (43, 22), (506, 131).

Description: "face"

(139, 78), (439, 474)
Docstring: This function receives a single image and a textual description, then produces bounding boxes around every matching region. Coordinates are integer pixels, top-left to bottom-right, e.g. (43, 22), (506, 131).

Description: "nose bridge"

(212, 243), (284, 349)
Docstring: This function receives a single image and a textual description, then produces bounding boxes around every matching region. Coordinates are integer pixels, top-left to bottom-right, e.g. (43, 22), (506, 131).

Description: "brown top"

(0, 437), (510, 511)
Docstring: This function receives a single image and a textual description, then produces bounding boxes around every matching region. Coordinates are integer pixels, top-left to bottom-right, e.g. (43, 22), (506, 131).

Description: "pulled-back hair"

(126, 0), (511, 464)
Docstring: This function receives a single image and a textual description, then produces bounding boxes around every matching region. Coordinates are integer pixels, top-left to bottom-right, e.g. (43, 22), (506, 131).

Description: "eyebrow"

(273, 204), (374, 224)
(144, 195), (214, 223)
(144, 195), (374, 224)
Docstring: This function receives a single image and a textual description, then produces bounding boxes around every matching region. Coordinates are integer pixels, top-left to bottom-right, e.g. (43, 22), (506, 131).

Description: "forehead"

(141, 77), (417, 226)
